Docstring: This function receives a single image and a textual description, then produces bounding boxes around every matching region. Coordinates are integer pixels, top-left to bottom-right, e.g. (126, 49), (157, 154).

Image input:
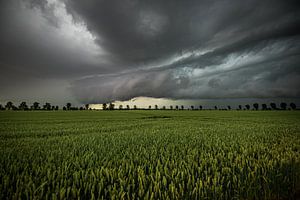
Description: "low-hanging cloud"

(0, 0), (300, 104)
(71, 37), (300, 103)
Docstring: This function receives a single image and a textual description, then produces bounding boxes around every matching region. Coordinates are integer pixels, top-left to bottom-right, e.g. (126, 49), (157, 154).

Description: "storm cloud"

(0, 0), (300, 104)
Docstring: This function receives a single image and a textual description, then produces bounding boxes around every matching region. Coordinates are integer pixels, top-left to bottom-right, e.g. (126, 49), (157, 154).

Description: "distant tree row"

(102, 104), (189, 110)
(0, 101), (297, 111)
(234, 102), (297, 111)
(101, 102), (297, 111)
(0, 102), (89, 111)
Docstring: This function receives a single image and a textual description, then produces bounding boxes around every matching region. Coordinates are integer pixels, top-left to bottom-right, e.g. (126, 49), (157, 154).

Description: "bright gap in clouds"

(88, 97), (300, 110)
(45, 0), (102, 56)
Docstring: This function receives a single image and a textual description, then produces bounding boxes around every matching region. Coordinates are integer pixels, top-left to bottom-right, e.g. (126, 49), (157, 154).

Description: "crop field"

(0, 110), (299, 199)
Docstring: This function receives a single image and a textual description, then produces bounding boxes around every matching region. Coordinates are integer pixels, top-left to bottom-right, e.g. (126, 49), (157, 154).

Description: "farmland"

(0, 111), (299, 199)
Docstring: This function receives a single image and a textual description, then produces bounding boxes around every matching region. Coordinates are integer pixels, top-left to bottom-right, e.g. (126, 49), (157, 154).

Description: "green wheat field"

(0, 111), (299, 199)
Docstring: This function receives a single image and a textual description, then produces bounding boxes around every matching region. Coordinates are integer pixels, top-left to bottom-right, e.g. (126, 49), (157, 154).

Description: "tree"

(191, 105), (194, 110)
(290, 103), (296, 110)
(5, 101), (13, 110)
(262, 104), (267, 110)
(19, 102), (28, 110)
(199, 105), (203, 110)
(181, 105), (184, 110)
(66, 103), (72, 110)
(227, 105), (231, 110)
(109, 103), (115, 110)
(155, 105), (158, 110)
(133, 105), (137, 110)
(63, 106), (67, 110)
(245, 104), (250, 110)
(214, 106), (218, 110)
(102, 103), (107, 110)
(253, 103), (259, 110)
(170, 105), (173, 110)
(0, 104), (3, 110)
(43, 103), (51, 110)
(238, 105), (242, 110)
(85, 104), (89, 110)
(270, 103), (277, 110)
(175, 105), (179, 110)
(126, 105), (130, 110)
(280, 102), (287, 110)
(148, 105), (151, 110)
(119, 105), (123, 110)
(55, 106), (59, 110)
(32, 102), (40, 110)
(162, 106), (166, 110)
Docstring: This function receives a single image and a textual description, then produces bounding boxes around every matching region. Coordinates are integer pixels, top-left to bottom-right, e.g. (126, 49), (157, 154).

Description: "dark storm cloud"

(66, 0), (300, 63)
(0, 0), (300, 104)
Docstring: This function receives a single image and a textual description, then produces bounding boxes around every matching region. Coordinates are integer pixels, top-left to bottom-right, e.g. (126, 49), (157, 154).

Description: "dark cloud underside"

(0, 0), (300, 104)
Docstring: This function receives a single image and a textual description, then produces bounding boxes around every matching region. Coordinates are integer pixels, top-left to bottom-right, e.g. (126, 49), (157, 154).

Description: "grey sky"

(0, 0), (299, 106)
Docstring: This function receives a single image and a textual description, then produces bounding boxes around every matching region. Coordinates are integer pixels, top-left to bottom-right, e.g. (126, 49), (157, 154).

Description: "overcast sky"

(0, 0), (300, 107)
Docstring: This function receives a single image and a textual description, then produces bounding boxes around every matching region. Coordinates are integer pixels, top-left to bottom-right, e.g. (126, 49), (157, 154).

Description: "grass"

(0, 110), (300, 199)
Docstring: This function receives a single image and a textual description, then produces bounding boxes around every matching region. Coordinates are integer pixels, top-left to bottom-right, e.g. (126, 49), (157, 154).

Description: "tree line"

(0, 102), (89, 111)
(0, 101), (297, 111)
(101, 102), (297, 111)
